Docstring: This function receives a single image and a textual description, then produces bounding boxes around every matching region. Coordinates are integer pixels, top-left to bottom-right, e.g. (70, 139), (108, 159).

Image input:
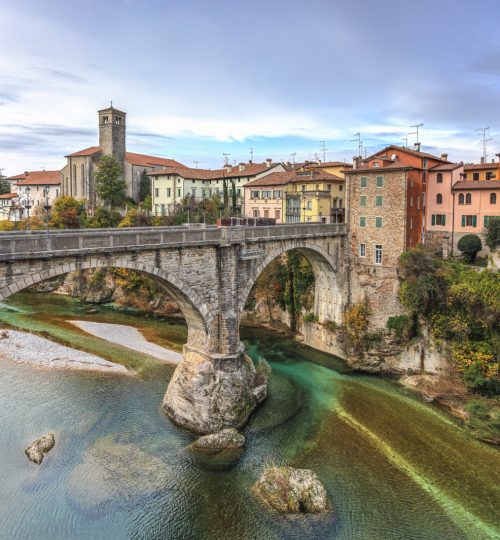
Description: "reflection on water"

(0, 293), (499, 540)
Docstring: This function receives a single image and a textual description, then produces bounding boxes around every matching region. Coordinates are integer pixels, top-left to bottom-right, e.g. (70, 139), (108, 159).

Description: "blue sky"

(1, 0), (500, 175)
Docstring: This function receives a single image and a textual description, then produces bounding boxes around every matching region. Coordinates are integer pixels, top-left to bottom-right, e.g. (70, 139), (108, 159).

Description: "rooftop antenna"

(110, 100), (113, 108)
(351, 132), (362, 157)
(290, 152), (297, 164)
(319, 140), (328, 162)
(401, 137), (408, 148)
(193, 161), (200, 169)
(249, 147), (254, 163)
(410, 123), (424, 144)
(223, 153), (231, 166)
(475, 127), (492, 161)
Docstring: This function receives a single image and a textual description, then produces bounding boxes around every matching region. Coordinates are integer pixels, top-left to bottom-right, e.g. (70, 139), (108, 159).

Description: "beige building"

(61, 105), (184, 206)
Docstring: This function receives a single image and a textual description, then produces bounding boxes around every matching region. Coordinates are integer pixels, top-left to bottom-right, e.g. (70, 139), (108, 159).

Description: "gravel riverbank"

(68, 321), (183, 363)
(0, 329), (129, 374)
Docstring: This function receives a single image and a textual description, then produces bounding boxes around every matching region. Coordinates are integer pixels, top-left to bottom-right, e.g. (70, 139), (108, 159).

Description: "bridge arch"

(239, 240), (344, 325)
(0, 258), (213, 350)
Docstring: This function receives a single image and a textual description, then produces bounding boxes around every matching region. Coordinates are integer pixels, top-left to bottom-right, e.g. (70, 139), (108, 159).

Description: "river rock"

(25, 432), (55, 464)
(253, 466), (328, 513)
(164, 348), (263, 434)
(188, 428), (245, 454)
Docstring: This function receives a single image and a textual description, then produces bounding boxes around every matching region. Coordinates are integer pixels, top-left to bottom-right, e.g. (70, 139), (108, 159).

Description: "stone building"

(61, 105), (185, 206)
(345, 144), (450, 327)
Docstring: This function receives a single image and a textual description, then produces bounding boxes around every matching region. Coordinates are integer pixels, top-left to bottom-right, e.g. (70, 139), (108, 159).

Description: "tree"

(118, 207), (152, 228)
(50, 196), (87, 229)
(231, 179), (237, 214)
(95, 155), (127, 207)
(86, 206), (121, 228)
(138, 169), (151, 202)
(485, 217), (500, 251)
(0, 173), (11, 195)
(458, 234), (482, 263)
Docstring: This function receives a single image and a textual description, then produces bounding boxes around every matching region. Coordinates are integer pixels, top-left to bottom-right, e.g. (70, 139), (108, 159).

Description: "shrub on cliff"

(458, 234), (482, 263)
(344, 302), (369, 353)
(86, 207), (121, 228)
(485, 217), (500, 251)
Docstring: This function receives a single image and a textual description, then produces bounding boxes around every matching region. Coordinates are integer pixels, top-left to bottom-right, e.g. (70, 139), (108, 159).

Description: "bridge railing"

(0, 223), (346, 258)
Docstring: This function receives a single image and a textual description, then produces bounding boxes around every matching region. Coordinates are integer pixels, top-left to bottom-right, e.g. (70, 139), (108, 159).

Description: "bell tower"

(98, 103), (126, 165)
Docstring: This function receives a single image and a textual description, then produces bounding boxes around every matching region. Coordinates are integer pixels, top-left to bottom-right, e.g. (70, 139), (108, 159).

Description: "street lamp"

(43, 186), (52, 235)
(22, 187), (33, 230)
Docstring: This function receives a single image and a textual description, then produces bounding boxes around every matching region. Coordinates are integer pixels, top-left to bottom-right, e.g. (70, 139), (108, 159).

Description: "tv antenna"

(401, 137), (408, 148)
(319, 140), (328, 163)
(193, 161), (200, 169)
(290, 152), (297, 164)
(223, 153), (231, 166)
(351, 132), (362, 157)
(475, 127), (492, 161)
(410, 123), (424, 144)
(249, 147), (254, 162)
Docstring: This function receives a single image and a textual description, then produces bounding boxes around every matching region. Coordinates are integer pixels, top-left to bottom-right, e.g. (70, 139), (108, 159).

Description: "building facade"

(61, 106), (184, 206)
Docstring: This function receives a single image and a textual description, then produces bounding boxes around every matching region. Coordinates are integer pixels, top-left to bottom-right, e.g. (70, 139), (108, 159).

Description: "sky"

(1, 0), (500, 175)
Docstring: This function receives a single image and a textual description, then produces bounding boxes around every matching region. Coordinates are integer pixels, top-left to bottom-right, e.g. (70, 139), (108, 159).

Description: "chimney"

(441, 153), (448, 160)
(414, 142), (421, 152)
(496, 153), (500, 163)
(480, 156), (485, 164)
(265, 158), (272, 168)
(352, 156), (362, 169)
(238, 162), (245, 172)
(24, 171), (29, 176)
(225, 165), (232, 173)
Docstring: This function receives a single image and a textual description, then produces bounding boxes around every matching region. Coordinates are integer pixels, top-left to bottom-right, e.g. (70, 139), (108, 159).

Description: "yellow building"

(464, 158), (500, 181)
(283, 169), (345, 223)
(307, 160), (353, 179)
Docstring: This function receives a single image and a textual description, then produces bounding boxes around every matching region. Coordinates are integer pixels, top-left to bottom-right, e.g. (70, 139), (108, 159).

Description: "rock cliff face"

(163, 347), (267, 434)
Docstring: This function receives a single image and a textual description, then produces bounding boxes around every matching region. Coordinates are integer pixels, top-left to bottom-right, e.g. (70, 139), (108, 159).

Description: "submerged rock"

(188, 428), (245, 454)
(25, 432), (55, 465)
(253, 466), (328, 513)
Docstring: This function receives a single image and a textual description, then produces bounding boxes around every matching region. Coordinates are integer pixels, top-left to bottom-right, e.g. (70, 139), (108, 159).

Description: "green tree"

(231, 179), (237, 213)
(95, 155), (127, 207)
(485, 217), (500, 251)
(86, 206), (121, 228)
(118, 207), (152, 228)
(0, 173), (11, 195)
(138, 169), (151, 202)
(50, 196), (87, 229)
(458, 234), (483, 263)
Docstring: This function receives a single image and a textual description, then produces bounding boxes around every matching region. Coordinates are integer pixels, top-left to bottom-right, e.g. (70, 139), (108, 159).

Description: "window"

(376, 175), (384, 187)
(264, 209), (269, 218)
(360, 176), (367, 188)
(177, 188), (181, 197)
(423, 159), (428, 169)
(275, 209), (281, 220)
(253, 209), (259, 217)
(359, 216), (366, 227)
(465, 193), (472, 204)
(374, 245), (382, 265)
(302, 185), (306, 191)
(103, 115), (109, 124)
(373, 162), (380, 168)
(262, 190), (272, 199)
(417, 196), (420, 210)
(360, 195), (367, 207)
(431, 214), (446, 226)
(251, 190), (260, 199)
(458, 194), (464, 205)
(490, 193), (497, 204)
(167, 188), (171, 197)
(307, 201), (312, 210)
(339, 185), (343, 191)
(473, 172), (480, 181)
(437, 173), (443, 183)
(273, 190), (282, 199)
(375, 217), (383, 228)
(202, 189), (206, 198)
(486, 172), (496, 180)
(410, 196), (413, 207)
(154, 188), (159, 197)
(375, 195), (383, 207)
(436, 194), (443, 204)
(192, 188), (197, 198)
(359, 243), (366, 257)
(461, 215), (477, 227)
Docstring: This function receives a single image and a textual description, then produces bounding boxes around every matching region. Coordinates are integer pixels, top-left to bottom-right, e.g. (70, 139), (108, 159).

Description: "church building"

(61, 105), (185, 206)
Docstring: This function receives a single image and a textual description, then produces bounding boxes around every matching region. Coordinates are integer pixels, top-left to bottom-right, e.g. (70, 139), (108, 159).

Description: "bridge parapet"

(0, 223), (346, 259)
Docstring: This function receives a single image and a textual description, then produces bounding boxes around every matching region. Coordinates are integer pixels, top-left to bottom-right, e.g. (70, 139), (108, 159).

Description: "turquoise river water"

(0, 292), (499, 540)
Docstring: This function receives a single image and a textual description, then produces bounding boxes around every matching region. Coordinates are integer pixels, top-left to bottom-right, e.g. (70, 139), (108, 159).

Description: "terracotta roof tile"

(65, 146), (101, 157)
(430, 163), (463, 171)
(366, 145), (450, 163)
(125, 152), (185, 168)
(7, 170), (61, 185)
(464, 162), (499, 170)
(0, 193), (18, 199)
(452, 180), (500, 190)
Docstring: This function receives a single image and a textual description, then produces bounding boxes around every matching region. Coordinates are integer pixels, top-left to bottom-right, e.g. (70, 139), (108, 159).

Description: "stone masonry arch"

(0, 256), (212, 350)
(238, 239), (344, 325)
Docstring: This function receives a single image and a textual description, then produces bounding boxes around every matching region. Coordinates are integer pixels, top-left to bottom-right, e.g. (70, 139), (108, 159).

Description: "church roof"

(7, 170), (62, 185)
(64, 146), (184, 168)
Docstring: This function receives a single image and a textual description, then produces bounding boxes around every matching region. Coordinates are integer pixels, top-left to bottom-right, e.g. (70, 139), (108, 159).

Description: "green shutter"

(472, 215), (477, 227)
(442, 215), (446, 226)
(462, 215), (466, 227)
(432, 215), (435, 226)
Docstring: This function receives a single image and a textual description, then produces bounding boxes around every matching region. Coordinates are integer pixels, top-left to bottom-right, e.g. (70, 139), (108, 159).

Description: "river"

(0, 292), (499, 540)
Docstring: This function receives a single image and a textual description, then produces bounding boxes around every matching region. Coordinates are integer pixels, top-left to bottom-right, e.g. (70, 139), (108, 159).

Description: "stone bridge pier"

(0, 223), (347, 434)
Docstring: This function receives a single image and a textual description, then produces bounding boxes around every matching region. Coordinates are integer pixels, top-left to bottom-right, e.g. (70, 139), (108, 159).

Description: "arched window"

(437, 173), (443, 183)
(436, 194), (442, 204)
(466, 193), (472, 204)
(490, 193), (497, 205)
(459, 193), (464, 205)
(72, 164), (77, 196)
(81, 164), (86, 197)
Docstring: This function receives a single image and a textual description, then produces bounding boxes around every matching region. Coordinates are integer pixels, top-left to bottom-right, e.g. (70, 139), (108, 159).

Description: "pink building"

(244, 172), (288, 222)
(426, 163), (500, 255)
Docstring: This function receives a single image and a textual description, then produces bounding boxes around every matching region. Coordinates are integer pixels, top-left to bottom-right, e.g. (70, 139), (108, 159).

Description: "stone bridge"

(0, 223), (347, 433)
